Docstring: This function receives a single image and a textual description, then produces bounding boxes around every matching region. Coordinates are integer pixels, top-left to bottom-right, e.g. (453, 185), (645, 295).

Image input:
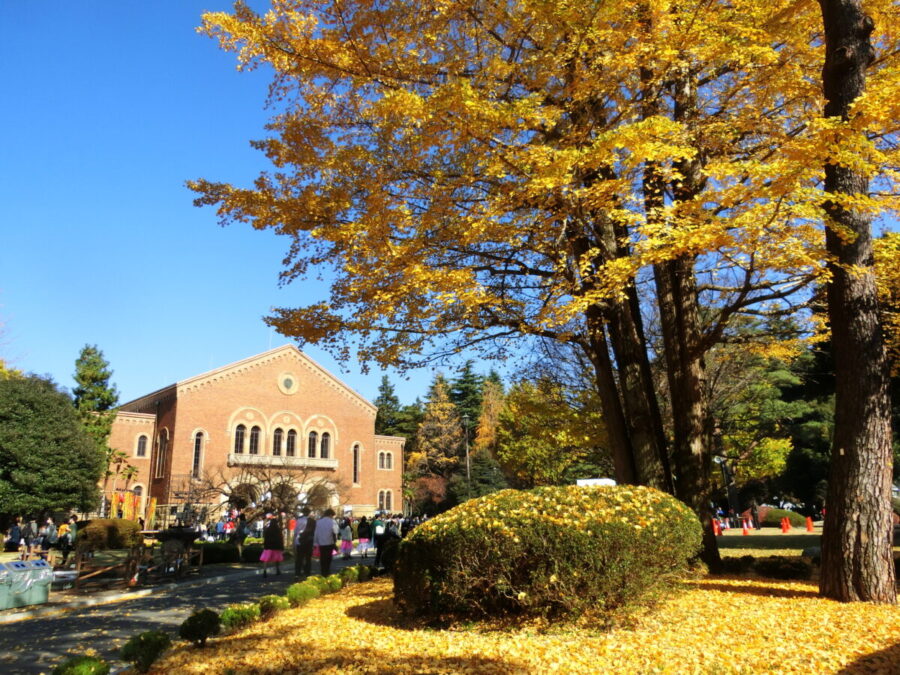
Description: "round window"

(283, 377), (294, 390)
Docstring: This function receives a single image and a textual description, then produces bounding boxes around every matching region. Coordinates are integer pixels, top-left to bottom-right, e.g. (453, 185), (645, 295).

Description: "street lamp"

(462, 413), (471, 486)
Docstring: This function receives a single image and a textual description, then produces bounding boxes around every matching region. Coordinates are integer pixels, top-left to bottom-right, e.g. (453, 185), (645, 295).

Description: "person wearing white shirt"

(313, 508), (339, 576)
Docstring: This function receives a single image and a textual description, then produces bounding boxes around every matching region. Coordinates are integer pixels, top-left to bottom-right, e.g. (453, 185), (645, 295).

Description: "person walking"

(313, 508), (338, 577)
(356, 516), (372, 559)
(372, 513), (386, 567)
(339, 517), (353, 560)
(293, 507), (316, 579)
(260, 513), (285, 578)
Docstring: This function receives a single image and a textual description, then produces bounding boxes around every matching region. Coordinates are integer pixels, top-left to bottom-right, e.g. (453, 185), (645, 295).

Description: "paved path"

(0, 555), (368, 674)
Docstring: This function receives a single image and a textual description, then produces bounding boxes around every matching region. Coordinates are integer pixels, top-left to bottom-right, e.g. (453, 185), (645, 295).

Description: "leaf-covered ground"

(151, 574), (900, 674)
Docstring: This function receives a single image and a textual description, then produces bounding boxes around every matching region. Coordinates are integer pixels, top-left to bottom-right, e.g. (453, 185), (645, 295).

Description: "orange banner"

(146, 497), (158, 529)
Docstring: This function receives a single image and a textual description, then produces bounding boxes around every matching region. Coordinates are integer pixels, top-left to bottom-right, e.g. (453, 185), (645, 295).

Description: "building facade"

(107, 345), (403, 522)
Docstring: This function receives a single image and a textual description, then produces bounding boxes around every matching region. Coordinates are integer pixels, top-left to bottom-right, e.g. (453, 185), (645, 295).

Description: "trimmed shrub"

(75, 519), (143, 551)
(240, 544), (264, 563)
(760, 508), (806, 528)
(394, 485), (702, 619)
(325, 574), (344, 592)
(258, 594), (290, 619)
(220, 603), (261, 631)
(304, 575), (332, 594)
(179, 608), (221, 647)
(753, 556), (813, 580)
(339, 565), (359, 584)
(356, 564), (372, 582)
(720, 556), (756, 575)
(52, 655), (110, 675)
(120, 630), (171, 673)
(196, 542), (241, 564)
(286, 581), (320, 607)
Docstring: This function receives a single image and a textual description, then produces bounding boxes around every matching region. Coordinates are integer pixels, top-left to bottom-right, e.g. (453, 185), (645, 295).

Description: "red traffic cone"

(780, 517), (787, 533)
(785, 517), (792, 532)
(806, 516), (814, 532)
(713, 519), (721, 536)
(742, 519), (750, 536)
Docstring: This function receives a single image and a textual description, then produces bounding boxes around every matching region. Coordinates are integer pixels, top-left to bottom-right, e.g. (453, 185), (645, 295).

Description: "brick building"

(107, 345), (403, 523)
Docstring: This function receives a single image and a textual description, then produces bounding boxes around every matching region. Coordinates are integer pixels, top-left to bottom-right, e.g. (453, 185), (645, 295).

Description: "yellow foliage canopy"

(191, 0), (900, 368)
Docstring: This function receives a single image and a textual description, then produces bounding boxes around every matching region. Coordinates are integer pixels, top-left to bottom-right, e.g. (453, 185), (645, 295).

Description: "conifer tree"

(474, 379), (504, 457)
(373, 375), (402, 436)
(411, 375), (463, 477)
(73, 345), (120, 513)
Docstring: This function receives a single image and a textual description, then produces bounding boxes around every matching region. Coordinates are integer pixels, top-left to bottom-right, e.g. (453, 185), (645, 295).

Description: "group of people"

(252, 510), (424, 580)
(4, 515), (80, 565)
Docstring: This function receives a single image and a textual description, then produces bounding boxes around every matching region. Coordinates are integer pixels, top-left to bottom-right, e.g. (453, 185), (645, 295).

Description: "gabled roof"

(119, 345), (376, 415)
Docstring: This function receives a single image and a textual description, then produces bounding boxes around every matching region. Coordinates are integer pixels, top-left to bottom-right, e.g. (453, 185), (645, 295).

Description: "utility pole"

(463, 413), (471, 488)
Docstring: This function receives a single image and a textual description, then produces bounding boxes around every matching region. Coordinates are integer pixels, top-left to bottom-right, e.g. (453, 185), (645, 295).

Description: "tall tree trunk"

(818, 0), (896, 603)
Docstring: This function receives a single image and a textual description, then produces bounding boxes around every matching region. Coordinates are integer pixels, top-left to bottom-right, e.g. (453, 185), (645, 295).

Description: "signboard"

(575, 478), (617, 487)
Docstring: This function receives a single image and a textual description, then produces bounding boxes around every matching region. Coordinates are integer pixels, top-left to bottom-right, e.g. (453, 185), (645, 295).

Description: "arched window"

(320, 432), (330, 459)
(192, 432), (203, 478)
(155, 430), (168, 478)
(308, 431), (318, 459)
(385, 490), (392, 511)
(249, 426), (261, 455)
(352, 444), (360, 484)
(133, 485), (143, 497)
(378, 490), (385, 511)
(136, 435), (148, 458)
(385, 452), (393, 470)
(234, 424), (246, 454)
(273, 428), (283, 456)
(286, 430), (296, 457)
(378, 452), (385, 469)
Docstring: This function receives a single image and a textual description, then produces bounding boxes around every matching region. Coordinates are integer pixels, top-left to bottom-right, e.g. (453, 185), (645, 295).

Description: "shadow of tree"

(688, 581), (819, 599)
(837, 642), (900, 674)
(157, 634), (525, 674)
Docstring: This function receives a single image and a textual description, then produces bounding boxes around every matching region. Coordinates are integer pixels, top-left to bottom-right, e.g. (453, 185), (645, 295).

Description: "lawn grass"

(716, 528), (821, 558)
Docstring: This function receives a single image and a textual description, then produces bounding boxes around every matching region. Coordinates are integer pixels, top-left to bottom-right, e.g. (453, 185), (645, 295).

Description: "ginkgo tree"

(191, 0), (899, 569)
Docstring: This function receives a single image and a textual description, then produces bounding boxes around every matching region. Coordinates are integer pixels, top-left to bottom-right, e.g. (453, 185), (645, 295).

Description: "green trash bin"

(0, 560), (53, 609)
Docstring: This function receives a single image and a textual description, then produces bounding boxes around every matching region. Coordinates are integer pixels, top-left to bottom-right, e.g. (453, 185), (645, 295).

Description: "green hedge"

(196, 542), (241, 564)
(394, 485), (702, 619)
(120, 630), (171, 673)
(760, 508), (807, 528)
(179, 608), (221, 647)
(51, 655), (110, 675)
(76, 519), (143, 551)
(286, 581), (320, 607)
(258, 594), (290, 619)
(220, 603), (260, 631)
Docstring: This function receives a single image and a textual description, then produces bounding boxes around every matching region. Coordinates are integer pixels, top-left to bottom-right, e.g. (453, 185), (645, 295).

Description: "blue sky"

(0, 2), (449, 405)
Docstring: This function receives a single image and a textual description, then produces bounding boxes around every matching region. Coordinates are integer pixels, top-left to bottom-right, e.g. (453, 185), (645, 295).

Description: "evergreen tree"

(450, 360), (483, 443)
(447, 448), (510, 505)
(411, 375), (463, 477)
(0, 375), (104, 516)
(373, 375), (402, 435)
(73, 345), (120, 513)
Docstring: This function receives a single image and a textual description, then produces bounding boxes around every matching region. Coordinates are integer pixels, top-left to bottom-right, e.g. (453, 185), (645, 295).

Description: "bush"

(258, 594), (290, 619)
(286, 581), (320, 607)
(394, 485), (702, 619)
(240, 544), (264, 563)
(120, 630), (171, 673)
(196, 542), (241, 564)
(760, 508), (807, 528)
(380, 537), (401, 572)
(76, 519), (143, 551)
(339, 565), (359, 584)
(303, 575), (332, 594)
(52, 655), (110, 675)
(179, 608), (221, 647)
(325, 574), (344, 592)
(356, 564), (372, 582)
(720, 556), (756, 575)
(753, 556), (813, 580)
(220, 603), (261, 631)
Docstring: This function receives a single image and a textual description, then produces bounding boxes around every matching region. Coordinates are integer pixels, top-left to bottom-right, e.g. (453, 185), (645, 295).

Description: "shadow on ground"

(837, 641), (900, 674)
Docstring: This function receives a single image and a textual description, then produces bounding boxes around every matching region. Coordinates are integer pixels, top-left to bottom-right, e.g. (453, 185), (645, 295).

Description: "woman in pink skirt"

(260, 513), (285, 578)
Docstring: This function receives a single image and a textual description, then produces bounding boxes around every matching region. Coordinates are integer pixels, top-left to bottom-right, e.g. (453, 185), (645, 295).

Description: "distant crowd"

(4, 514), (80, 565)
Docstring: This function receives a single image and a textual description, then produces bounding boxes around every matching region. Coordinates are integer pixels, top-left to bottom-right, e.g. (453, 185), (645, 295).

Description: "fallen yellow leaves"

(149, 575), (900, 674)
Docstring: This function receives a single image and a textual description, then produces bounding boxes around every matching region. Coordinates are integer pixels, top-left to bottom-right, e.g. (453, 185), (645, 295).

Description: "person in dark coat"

(260, 513), (285, 578)
(293, 507), (316, 579)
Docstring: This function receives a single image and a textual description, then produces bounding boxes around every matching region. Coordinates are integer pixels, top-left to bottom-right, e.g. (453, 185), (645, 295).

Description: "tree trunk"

(818, 0), (895, 603)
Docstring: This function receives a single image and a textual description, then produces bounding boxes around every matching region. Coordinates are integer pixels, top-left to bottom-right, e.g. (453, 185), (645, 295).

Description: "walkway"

(0, 555), (367, 673)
